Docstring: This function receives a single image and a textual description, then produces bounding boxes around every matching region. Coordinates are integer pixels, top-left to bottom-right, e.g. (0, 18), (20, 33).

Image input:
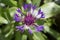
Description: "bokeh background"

(0, 0), (60, 40)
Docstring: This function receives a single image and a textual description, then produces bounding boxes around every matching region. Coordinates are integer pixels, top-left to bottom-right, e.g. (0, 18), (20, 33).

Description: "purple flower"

(14, 4), (45, 34)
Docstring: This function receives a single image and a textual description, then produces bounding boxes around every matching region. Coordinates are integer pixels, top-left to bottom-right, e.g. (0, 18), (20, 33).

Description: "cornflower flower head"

(14, 4), (45, 34)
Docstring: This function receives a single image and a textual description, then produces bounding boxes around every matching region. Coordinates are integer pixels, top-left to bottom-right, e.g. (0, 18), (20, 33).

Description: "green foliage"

(41, 2), (60, 19)
(33, 32), (46, 40)
(1, 0), (17, 6)
(0, 16), (8, 24)
(0, 0), (60, 40)
(32, 0), (41, 7)
(44, 0), (52, 3)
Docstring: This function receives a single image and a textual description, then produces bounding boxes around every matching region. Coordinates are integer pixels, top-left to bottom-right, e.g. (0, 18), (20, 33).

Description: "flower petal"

(35, 25), (44, 32)
(28, 29), (33, 34)
(30, 8), (34, 13)
(32, 5), (36, 10)
(17, 8), (22, 13)
(40, 12), (45, 18)
(38, 9), (41, 14)
(16, 26), (24, 33)
(24, 25), (30, 29)
(36, 14), (41, 19)
(23, 4), (36, 11)
(36, 10), (45, 19)
(33, 10), (38, 17)
(14, 14), (21, 22)
(23, 4), (28, 10)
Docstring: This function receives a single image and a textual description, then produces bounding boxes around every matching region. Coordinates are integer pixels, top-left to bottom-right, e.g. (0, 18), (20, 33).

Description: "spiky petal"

(16, 26), (24, 33)
(14, 14), (21, 22)
(35, 25), (44, 32)
(28, 29), (33, 34)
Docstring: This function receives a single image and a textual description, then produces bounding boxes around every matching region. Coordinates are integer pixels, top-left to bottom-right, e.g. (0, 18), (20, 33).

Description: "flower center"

(24, 13), (35, 26)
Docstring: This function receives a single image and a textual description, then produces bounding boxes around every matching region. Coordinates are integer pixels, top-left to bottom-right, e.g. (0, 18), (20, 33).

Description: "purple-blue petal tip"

(23, 4), (28, 10)
(16, 26), (24, 33)
(17, 8), (22, 13)
(38, 9), (45, 18)
(38, 9), (41, 14)
(32, 5), (36, 10)
(28, 29), (33, 34)
(36, 25), (44, 32)
(23, 4), (36, 10)
(14, 14), (21, 22)
(40, 12), (45, 18)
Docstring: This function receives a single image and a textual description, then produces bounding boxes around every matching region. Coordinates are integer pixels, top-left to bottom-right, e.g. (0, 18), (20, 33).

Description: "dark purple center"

(24, 14), (35, 25)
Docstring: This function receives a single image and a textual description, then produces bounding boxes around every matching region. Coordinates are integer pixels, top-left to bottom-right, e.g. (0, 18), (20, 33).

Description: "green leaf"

(5, 7), (13, 22)
(36, 19), (45, 25)
(9, 7), (17, 17)
(21, 35), (27, 40)
(44, 22), (60, 40)
(40, 2), (60, 19)
(10, 0), (17, 6)
(17, 0), (23, 8)
(43, 19), (52, 33)
(26, 0), (32, 4)
(5, 27), (14, 40)
(5, 28), (14, 38)
(0, 34), (6, 40)
(32, 0), (41, 7)
(41, 33), (48, 40)
(15, 31), (23, 40)
(0, 16), (8, 25)
(44, 0), (52, 3)
(33, 32), (45, 40)
(46, 28), (60, 40)
(1, 7), (12, 23)
(1, 0), (17, 6)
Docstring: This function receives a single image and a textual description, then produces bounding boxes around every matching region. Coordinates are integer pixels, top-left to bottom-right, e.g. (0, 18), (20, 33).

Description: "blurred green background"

(0, 0), (60, 40)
